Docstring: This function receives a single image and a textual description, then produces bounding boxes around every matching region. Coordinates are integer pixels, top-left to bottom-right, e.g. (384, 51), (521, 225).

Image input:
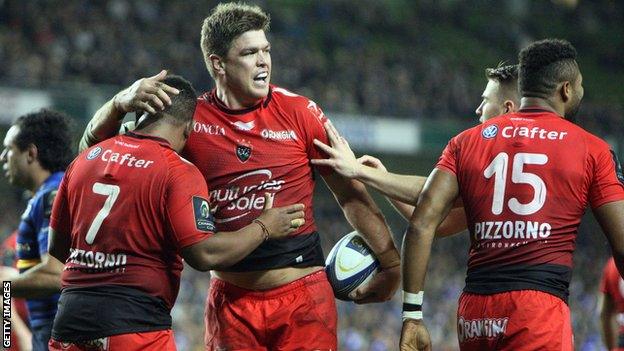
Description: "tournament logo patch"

(87, 146), (102, 160)
(482, 125), (498, 139)
(236, 139), (252, 163)
(611, 150), (624, 185)
(192, 196), (215, 232)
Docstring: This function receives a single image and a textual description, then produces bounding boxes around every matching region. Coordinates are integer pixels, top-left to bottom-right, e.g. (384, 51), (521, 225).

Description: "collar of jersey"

(210, 87), (273, 115)
(125, 131), (172, 148)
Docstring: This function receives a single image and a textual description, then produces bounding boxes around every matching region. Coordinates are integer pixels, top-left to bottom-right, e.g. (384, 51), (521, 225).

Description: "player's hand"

(311, 121), (362, 179)
(113, 70), (180, 115)
(256, 193), (306, 239)
(400, 319), (432, 351)
(357, 154), (388, 172)
(348, 263), (400, 304)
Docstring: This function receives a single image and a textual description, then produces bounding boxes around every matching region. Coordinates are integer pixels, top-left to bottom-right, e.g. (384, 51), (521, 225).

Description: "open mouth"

(253, 72), (268, 83)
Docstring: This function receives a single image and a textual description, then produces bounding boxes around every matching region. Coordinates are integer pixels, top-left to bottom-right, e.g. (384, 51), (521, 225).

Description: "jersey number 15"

(484, 152), (548, 216)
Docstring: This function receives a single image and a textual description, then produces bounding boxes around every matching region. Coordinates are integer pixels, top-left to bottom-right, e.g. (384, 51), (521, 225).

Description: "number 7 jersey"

(437, 109), (624, 302)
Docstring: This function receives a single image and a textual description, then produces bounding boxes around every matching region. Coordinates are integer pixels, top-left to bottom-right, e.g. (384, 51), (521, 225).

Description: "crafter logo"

(87, 146), (102, 160)
(482, 125), (498, 139)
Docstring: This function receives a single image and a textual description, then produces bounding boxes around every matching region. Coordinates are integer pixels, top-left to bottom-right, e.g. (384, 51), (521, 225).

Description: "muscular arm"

(594, 201), (624, 278)
(9, 254), (63, 299)
(78, 99), (126, 152)
(402, 168), (459, 301)
(599, 292), (618, 349)
(182, 199), (305, 271)
(7, 227), (73, 299)
(78, 70), (179, 152)
(181, 224), (266, 271)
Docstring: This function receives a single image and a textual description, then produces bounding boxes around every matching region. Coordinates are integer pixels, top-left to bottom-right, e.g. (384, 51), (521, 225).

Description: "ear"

(183, 120), (193, 140)
(503, 99), (517, 113)
(26, 144), (38, 164)
(560, 81), (572, 103)
(209, 54), (225, 75)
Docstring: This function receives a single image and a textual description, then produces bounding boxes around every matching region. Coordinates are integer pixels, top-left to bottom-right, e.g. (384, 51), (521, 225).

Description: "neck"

(215, 81), (261, 110)
(519, 97), (565, 117)
(29, 168), (52, 192)
(137, 122), (185, 153)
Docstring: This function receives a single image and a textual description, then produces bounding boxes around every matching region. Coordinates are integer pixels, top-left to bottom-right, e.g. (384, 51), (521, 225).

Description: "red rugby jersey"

(184, 85), (329, 233)
(600, 258), (624, 334)
(50, 132), (213, 309)
(437, 109), (624, 300)
(182, 86), (330, 271)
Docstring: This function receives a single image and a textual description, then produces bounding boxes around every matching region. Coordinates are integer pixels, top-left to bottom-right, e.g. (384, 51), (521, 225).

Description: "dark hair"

(486, 64), (519, 100)
(518, 39), (578, 99)
(201, 2), (270, 77)
(153, 75), (198, 126)
(13, 109), (74, 172)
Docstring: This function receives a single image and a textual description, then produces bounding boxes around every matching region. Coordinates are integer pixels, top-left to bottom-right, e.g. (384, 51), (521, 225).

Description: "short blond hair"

(201, 2), (270, 78)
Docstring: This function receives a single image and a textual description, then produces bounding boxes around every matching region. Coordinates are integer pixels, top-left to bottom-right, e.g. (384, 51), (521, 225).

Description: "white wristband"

(402, 290), (423, 321)
(402, 291), (423, 305)
(402, 311), (423, 321)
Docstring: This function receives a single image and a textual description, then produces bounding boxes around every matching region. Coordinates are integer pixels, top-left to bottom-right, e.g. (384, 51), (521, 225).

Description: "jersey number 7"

(85, 182), (121, 244)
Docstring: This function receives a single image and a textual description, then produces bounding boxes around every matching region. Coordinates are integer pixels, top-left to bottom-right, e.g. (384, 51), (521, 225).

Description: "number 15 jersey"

(437, 109), (624, 302)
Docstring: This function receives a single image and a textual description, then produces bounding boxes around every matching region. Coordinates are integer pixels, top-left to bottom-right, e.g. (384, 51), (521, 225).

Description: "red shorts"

(205, 270), (337, 351)
(457, 290), (573, 351)
(48, 329), (176, 351)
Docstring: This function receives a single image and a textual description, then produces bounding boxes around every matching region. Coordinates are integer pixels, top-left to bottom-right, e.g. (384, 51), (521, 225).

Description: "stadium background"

(0, 0), (622, 349)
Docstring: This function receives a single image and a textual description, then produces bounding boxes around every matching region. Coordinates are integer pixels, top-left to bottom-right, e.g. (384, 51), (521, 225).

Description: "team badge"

(192, 196), (215, 232)
(482, 125), (498, 139)
(87, 146), (102, 160)
(611, 150), (624, 185)
(236, 139), (252, 163)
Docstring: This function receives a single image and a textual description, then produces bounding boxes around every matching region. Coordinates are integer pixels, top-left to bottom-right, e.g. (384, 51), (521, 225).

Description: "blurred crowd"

(0, 0), (622, 138)
(0, 0), (622, 349)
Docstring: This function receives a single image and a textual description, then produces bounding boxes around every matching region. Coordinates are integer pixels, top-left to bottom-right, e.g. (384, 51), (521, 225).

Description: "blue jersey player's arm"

(1, 190), (65, 298)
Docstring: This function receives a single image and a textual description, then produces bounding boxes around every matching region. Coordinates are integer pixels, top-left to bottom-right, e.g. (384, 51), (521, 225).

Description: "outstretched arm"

(400, 168), (459, 350)
(79, 70), (179, 151)
(312, 122), (467, 237)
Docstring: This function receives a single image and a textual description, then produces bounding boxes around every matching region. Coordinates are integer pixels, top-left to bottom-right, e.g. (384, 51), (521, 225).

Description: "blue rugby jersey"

(16, 171), (64, 327)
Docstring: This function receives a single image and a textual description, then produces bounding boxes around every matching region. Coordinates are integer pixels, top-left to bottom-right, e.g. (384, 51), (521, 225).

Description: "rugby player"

(7, 76), (305, 350)
(312, 64), (520, 235)
(0, 109), (74, 351)
(400, 39), (624, 350)
(78, 4), (401, 350)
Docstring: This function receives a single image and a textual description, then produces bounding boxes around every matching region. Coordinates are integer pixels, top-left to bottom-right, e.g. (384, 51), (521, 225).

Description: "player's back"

(438, 108), (624, 301)
(58, 131), (198, 308)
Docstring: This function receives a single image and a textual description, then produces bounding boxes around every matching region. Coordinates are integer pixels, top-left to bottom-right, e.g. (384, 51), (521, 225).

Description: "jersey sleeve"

(436, 136), (460, 175)
(588, 144), (624, 209)
(36, 188), (58, 256)
(165, 162), (214, 249)
(50, 166), (72, 236)
(299, 99), (333, 175)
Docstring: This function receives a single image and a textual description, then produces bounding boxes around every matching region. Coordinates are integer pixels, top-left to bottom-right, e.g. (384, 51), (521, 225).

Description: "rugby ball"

(325, 231), (380, 301)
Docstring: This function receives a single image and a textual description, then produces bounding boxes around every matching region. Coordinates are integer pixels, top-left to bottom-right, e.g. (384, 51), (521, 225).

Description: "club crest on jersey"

(236, 139), (252, 163)
(482, 125), (498, 139)
(192, 196), (215, 232)
(611, 150), (624, 185)
(87, 146), (102, 160)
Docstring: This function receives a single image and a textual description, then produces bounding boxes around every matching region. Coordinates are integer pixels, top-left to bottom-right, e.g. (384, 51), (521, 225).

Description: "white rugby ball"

(325, 231), (380, 301)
